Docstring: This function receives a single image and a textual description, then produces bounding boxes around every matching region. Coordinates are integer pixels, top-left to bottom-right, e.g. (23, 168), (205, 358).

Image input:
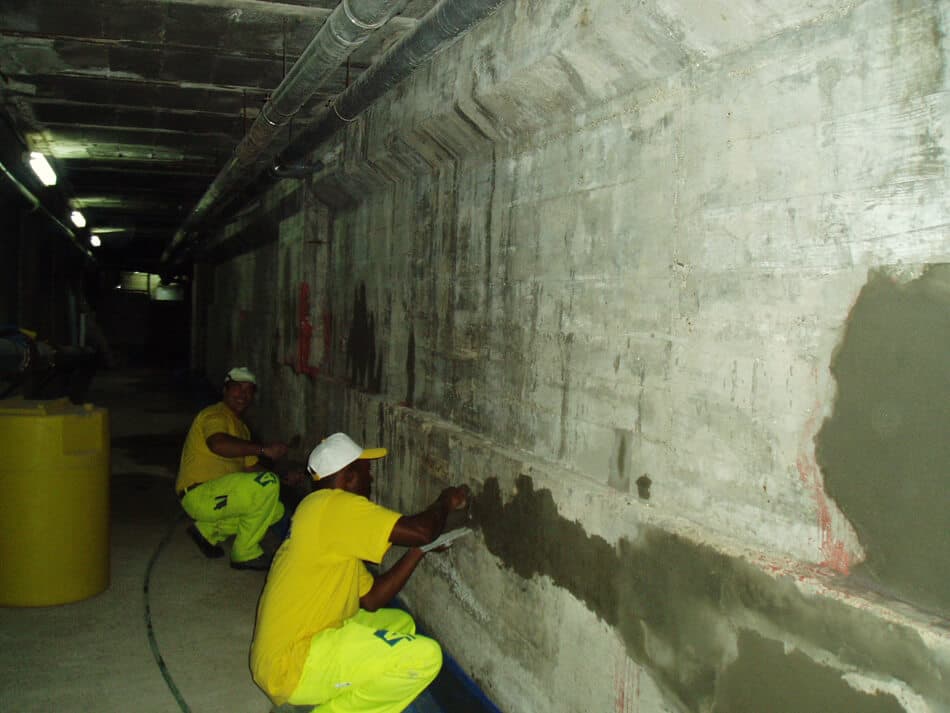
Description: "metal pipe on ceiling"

(162, 0), (409, 265)
(278, 0), (508, 167)
(163, 0), (509, 269)
(0, 158), (93, 261)
(269, 160), (326, 179)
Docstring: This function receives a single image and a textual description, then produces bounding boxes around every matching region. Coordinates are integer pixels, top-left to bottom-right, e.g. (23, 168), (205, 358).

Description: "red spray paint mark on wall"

(292, 282), (320, 377)
(614, 644), (639, 712)
(796, 388), (851, 574)
(817, 495), (851, 573)
(322, 308), (332, 361)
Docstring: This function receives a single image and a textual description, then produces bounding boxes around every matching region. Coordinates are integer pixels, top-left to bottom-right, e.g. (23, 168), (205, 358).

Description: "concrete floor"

(0, 368), (488, 713)
(0, 368), (275, 712)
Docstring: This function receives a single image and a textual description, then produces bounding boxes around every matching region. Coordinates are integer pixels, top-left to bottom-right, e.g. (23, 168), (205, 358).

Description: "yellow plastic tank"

(0, 398), (110, 606)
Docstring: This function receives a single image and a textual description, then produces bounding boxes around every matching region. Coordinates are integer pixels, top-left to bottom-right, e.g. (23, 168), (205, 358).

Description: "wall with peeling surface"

(200, 0), (949, 710)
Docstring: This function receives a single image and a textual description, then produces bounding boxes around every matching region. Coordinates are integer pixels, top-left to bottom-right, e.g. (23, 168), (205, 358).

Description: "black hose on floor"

(144, 513), (194, 713)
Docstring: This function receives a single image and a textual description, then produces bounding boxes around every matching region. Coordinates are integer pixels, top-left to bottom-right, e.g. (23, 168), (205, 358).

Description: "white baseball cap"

(307, 432), (387, 480)
(225, 366), (257, 384)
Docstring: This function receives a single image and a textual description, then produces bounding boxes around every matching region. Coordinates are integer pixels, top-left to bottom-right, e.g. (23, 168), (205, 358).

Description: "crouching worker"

(175, 366), (288, 570)
(250, 432), (469, 713)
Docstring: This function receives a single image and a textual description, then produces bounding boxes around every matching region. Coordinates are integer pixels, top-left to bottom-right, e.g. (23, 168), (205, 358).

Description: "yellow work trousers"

(288, 608), (442, 713)
(181, 471), (284, 563)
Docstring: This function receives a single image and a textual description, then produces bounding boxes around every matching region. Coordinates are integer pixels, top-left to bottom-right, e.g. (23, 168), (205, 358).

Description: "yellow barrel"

(0, 398), (110, 606)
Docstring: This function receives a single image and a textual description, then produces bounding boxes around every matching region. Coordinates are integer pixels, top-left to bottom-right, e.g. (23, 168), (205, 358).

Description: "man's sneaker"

(230, 555), (272, 571)
(187, 524), (225, 559)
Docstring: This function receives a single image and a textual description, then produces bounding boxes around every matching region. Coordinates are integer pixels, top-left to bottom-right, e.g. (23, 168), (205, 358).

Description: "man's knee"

(269, 500), (286, 526)
(404, 635), (443, 683)
(381, 608), (416, 635)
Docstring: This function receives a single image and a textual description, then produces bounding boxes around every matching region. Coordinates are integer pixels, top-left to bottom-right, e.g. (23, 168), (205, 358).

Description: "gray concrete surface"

(187, 0), (950, 711)
(7, 1), (945, 712)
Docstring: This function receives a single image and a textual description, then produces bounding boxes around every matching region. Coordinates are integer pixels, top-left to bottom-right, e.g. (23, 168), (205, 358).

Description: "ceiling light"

(70, 210), (86, 228)
(28, 152), (57, 186)
(90, 234), (102, 247)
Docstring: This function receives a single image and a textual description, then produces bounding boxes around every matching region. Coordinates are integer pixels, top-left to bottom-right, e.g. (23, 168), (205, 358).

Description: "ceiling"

(0, 0), (436, 274)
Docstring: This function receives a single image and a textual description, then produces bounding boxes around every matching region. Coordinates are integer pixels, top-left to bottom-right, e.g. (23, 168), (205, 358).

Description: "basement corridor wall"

(196, 0), (950, 711)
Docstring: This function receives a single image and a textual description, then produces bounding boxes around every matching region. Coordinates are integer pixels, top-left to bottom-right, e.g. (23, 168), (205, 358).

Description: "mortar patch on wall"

(347, 283), (383, 393)
(472, 475), (943, 711)
(713, 631), (903, 713)
(609, 428), (631, 493)
(405, 327), (416, 407)
(816, 264), (950, 616)
(635, 474), (652, 500)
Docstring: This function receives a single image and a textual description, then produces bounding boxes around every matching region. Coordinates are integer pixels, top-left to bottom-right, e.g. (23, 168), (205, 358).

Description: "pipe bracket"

(331, 101), (359, 123)
(260, 106), (282, 128)
(342, 0), (389, 30)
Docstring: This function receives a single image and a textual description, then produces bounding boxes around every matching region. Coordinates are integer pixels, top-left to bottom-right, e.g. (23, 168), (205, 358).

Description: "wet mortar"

(816, 265), (950, 615)
(473, 475), (939, 711)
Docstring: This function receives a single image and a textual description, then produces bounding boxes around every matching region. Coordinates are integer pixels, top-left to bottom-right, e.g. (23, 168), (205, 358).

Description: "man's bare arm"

(359, 548), (426, 611)
(359, 485), (470, 610)
(206, 433), (288, 462)
(389, 486), (469, 547)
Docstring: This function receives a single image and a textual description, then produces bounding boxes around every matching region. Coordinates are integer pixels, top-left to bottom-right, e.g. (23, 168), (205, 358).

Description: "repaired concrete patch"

(816, 264), (950, 615)
(712, 630), (903, 713)
(473, 475), (945, 711)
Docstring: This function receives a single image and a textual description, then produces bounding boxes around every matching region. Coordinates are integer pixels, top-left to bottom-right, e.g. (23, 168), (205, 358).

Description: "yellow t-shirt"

(175, 401), (257, 492)
(250, 489), (401, 704)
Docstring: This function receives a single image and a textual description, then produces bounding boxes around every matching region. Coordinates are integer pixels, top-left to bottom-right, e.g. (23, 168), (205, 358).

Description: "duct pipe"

(0, 158), (93, 260)
(278, 0), (509, 167)
(0, 336), (31, 376)
(269, 159), (326, 179)
(162, 0), (408, 264)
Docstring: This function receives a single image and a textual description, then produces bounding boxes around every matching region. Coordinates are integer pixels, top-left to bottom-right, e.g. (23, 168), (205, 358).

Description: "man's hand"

(280, 466), (308, 488)
(389, 484), (471, 547)
(439, 485), (469, 511)
(261, 441), (288, 460)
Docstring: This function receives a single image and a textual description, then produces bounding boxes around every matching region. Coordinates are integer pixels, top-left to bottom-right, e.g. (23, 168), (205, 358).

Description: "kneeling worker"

(176, 366), (288, 570)
(250, 432), (469, 712)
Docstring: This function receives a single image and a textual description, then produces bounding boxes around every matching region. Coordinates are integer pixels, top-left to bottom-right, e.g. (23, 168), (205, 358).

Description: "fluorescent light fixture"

(89, 234), (102, 247)
(28, 152), (57, 186)
(70, 210), (86, 228)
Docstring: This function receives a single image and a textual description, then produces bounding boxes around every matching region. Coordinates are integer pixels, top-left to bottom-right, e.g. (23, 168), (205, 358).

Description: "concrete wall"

(200, 0), (949, 710)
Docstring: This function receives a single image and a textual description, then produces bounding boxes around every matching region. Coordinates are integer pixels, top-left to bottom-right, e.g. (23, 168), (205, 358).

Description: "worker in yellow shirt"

(250, 432), (469, 712)
(175, 366), (289, 570)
